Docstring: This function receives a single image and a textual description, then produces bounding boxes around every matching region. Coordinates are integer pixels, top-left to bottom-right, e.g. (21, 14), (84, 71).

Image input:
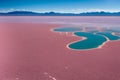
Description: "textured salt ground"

(0, 22), (120, 80)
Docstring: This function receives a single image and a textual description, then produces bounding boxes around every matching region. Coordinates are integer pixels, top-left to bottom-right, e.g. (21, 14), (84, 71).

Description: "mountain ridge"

(0, 11), (120, 16)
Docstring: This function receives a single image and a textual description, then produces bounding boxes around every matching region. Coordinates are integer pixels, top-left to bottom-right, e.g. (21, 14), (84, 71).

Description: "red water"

(0, 17), (120, 80)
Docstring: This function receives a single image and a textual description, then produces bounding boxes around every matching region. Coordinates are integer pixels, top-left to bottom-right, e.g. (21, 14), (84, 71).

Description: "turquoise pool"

(54, 27), (82, 32)
(53, 27), (120, 50)
(68, 32), (107, 50)
(96, 32), (120, 41)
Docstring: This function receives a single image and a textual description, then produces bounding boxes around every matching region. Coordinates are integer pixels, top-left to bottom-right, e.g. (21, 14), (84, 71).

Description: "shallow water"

(69, 32), (107, 50)
(96, 32), (120, 41)
(53, 26), (120, 50)
(54, 27), (82, 32)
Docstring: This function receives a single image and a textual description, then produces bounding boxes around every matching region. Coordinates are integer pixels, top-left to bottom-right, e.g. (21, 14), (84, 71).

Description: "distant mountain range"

(0, 11), (120, 16)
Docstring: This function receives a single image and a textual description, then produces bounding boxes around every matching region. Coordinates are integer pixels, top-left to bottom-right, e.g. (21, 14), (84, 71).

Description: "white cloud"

(76, 9), (120, 13)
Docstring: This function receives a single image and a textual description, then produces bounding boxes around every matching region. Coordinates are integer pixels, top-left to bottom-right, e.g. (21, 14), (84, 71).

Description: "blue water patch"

(53, 27), (120, 50)
(54, 27), (82, 32)
(96, 32), (120, 41)
(69, 32), (107, 50)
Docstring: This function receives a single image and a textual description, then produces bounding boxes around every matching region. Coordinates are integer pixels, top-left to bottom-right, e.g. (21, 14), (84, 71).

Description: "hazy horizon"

(0, 0), (120, 13)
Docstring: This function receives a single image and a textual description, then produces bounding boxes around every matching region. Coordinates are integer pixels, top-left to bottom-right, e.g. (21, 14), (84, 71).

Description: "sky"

(0, 0), (120, 13)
